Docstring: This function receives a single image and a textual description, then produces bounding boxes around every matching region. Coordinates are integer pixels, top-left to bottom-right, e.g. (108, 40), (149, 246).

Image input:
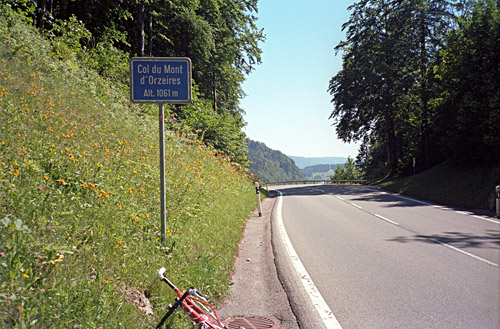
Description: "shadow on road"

(268, 185), (425, 208)
(268, 184), (497, 216)
(268, 184), (372, 197)
(388, 230), (500, 249)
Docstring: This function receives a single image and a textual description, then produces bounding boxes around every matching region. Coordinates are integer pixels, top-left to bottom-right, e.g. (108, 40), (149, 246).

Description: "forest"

(330, 0), (500, 179)
(5, 0), (498, 180)
(247, 139), (305, 182)
(3, 0), (265, 166)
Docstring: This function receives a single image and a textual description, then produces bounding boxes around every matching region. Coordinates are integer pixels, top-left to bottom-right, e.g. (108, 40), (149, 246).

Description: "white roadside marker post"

(496, 185), (500, 218)
(255, 182), (262, 217)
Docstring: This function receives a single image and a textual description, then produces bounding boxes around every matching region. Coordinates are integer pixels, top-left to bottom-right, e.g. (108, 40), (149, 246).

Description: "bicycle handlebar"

(157, 267), (180, 292)
(188, 287), (210, 301)
(157, 267), (167, 279)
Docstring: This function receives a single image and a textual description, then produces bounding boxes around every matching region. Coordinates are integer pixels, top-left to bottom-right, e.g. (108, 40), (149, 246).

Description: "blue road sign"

(130, 57), (192, 103)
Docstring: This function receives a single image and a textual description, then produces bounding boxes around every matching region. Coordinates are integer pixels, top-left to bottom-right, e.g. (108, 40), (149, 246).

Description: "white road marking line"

(308, 187), (325, 193)
(472, 215), (500, 224)
(374, 214), (400, 226)
(364, 188), (500, 224)
(336, 196), (344, 200)
(392, 194), (434, 206)
(431, 239), (499, 268)
(350, 202), (362, 209)
(276, 191), (343, 329)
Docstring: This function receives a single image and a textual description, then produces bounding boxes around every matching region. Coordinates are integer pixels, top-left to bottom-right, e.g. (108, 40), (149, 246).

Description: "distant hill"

(288, 156), (347, 169)
(247, 139), (306, 182)
(301, 164), (340, 180)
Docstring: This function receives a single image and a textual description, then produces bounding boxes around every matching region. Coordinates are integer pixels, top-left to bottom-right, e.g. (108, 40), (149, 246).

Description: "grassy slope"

(0, 9), (256, 328)
(377, 162), (500, 211)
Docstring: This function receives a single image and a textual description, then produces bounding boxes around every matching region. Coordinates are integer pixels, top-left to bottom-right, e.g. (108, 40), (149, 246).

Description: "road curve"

(271, 184), (500, 329)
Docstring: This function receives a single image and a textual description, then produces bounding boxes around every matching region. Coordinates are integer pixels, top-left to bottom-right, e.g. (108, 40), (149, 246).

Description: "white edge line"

(374, 214), (400, 226)
(350, 202), (363, 209)
(432, 239), (499, 268)
(472, 215), (500, 224)
(276, 191), (343, 328)
(367, 188), (500, 224)
(396, 194), (433, 206)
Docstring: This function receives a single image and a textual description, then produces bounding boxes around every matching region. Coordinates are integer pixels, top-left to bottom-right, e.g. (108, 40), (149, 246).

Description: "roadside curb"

(270, 189), (335, 329)
(218, 196), (299, 329)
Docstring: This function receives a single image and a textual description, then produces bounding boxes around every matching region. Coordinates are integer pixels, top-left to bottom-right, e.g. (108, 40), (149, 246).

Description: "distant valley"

(247, 139), (347, 182)
(288, 156), (348, 169)
(300, 164), (341, 180)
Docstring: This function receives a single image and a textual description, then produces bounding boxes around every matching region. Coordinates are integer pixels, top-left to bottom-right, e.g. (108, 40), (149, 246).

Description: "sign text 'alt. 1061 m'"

(130, 57), (192, 104)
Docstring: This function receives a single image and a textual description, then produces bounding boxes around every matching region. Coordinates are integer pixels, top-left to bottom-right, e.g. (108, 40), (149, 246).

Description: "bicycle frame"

(156, 268), (227, 329)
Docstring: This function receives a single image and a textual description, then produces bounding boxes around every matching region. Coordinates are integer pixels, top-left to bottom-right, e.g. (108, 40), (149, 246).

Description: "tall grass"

(0, 7), (256, 328)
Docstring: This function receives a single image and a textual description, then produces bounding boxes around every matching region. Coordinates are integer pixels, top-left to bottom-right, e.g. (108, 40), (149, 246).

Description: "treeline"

(330, 157), (362, 181)
(330, 0), (500, 178)
(247, 139), (306, 182)
(301, 164), (339, 179)
(3, 0), (265, 166)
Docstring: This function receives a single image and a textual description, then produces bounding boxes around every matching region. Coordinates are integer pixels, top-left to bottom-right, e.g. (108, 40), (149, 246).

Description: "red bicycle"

(156, 267), (228, 329)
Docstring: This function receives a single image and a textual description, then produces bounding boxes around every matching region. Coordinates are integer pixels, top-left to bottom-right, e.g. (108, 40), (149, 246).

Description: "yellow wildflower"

(50, 255), (64, 264)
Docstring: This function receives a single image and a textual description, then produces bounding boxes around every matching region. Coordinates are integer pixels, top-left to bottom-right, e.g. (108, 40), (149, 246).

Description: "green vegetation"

(377, 163), (500, 211)
(2, 0), (265, 166)
(330, 0), (500, 177)
(301, 164), (340, 180)
(330, 157), (362, 181)
(0, 6), (257, 328)
(247, 139), (305, 183)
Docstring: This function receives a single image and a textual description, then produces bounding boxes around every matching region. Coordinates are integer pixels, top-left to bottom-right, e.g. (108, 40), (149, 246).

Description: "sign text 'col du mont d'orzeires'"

(130, 57), (192, 104)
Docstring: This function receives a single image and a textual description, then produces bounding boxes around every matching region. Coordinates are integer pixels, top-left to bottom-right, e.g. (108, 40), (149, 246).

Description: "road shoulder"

(218, 195), (299, 329)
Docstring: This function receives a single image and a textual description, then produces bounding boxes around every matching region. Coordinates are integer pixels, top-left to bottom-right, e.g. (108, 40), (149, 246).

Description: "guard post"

(130, 57), (192, 244)
(255, 182), (262, 217)
(496, 185), (500, 218)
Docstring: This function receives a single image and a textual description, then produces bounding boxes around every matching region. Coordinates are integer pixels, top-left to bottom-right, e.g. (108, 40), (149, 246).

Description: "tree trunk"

(419, 9), (430, 170)
(213, 63), (217, 111)
(36, 0), (47, 28)
(60, 0), (68, 19)
(147, 4), (153, 56)
(137, 3), (145, 57)
(385, 109), (398, 176)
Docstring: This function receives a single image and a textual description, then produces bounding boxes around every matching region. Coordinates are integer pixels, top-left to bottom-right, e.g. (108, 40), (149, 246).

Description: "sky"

(241, 0), (358, 158)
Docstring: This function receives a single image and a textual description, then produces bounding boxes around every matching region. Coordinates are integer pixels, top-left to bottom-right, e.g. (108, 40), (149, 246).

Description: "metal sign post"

(159, 104), (166, 242)
(130, 57), (192, 244)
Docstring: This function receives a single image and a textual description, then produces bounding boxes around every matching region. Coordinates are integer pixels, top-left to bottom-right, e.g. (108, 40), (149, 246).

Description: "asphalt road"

(272, 184), (500, 329)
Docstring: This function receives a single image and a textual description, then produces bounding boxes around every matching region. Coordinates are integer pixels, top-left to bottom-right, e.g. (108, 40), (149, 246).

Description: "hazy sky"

(241, 0), (358, 158)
